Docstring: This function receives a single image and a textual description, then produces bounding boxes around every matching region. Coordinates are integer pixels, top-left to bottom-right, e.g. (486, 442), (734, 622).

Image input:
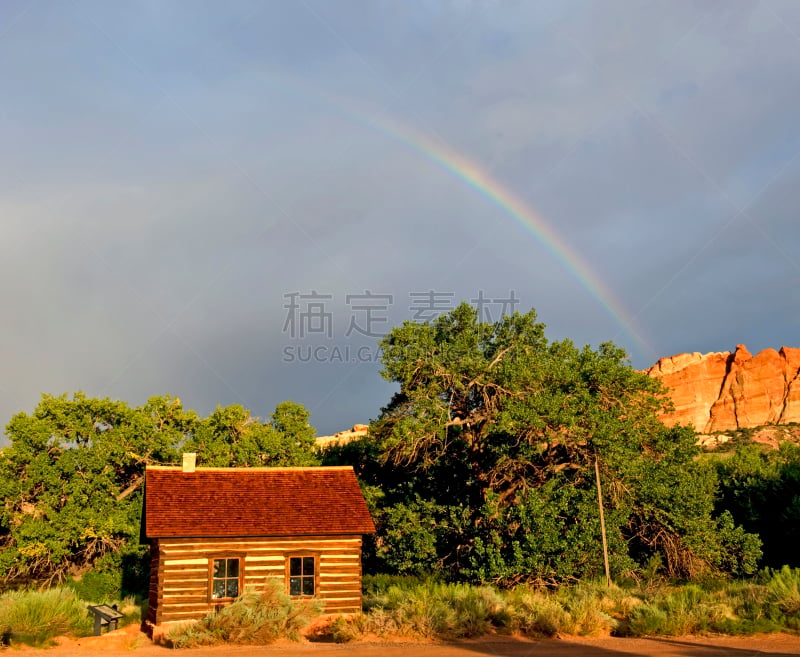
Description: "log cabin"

(143, 456), (375, 626)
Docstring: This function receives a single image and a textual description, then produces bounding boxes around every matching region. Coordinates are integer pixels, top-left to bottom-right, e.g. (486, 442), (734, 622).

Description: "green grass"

(359, 571), (800, 640)
(7, 569), (800, 646)
(362, 580), (614, 639)
(766, 565), (800, 615)
(503, 586), (570, 636)
(0, 587), (92, 647)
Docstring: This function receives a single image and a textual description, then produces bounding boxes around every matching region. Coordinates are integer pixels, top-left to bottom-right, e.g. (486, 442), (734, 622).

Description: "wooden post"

(594, 453), (612, 587)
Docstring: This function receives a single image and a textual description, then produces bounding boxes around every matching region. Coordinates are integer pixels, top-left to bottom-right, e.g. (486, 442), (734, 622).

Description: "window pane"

(302, 576), (314, 596)
(303, 557), (315, 575)
(212, 580), (226, 599)
(213, 560), (225, 578)
(227, 559), (239, 578)
(226, 579), (239, 598)
(290, 557), (301, 576)
(289, 577), (301, 596)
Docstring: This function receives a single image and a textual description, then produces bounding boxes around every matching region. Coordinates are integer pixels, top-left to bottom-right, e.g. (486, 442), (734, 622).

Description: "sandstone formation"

(646, 345), (800, 433)
(315, 423), (369, 449)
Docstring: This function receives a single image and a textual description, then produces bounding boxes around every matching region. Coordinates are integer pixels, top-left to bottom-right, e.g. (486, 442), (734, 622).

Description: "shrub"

(363, 573), (428, 596)
(766, 566), (800, 616)
(556, 584), (618, 636)
(504, 586), (569, 637)
(706, 581), (780, 634)
(383, 583), (455, 638)
(358, 574), (800, 640)
(330, 615), (364, 642)
(0, 587), (92, 647)
(364, 607), (399, 636)
(363, 581), (505, 639)
(68, 567), (121, 602)
(625, 585), (732, 636)
(366, 577), (800, 639)
(167, 580), (322, 648)
(307, 615), (367, 643)
(67, 546), (150, 602)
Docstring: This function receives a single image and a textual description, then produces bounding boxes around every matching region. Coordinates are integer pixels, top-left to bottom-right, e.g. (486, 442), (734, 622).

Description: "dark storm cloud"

(1, 1), (799, 436)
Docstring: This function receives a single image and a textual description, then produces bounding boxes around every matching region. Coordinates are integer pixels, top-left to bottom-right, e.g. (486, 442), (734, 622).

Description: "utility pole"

(594, 453), (612, 587)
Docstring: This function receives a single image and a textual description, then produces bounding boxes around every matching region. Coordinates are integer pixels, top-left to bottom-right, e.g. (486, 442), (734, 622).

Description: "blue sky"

(2, 0), (800, 435)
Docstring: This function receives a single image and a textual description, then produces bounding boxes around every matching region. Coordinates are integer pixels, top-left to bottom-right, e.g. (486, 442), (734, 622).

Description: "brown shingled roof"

(145, 466), (375, 538)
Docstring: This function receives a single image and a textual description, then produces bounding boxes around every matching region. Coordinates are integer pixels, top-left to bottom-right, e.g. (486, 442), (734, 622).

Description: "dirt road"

(19, 634), (800, 657)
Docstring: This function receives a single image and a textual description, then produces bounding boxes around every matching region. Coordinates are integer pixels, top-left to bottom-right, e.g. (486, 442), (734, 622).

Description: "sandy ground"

(9, 625), (800, 657)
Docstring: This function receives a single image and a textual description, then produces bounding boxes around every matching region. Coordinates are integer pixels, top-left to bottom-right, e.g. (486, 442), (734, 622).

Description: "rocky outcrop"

(646, 345), (800, 432)
(315, 423), (369, 448)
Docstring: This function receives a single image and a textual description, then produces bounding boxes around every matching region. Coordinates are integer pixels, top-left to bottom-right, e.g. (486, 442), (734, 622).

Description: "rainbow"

(267, 76), (656, 360)
(358, 112), (655, 359)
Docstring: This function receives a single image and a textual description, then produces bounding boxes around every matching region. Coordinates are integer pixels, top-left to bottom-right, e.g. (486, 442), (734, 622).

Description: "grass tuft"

(766, 566), (800, 616)
(0, 587), (92, 647)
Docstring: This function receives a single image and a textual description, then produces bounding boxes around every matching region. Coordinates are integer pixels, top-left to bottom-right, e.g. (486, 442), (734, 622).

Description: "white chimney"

(182, 453), (196, 473)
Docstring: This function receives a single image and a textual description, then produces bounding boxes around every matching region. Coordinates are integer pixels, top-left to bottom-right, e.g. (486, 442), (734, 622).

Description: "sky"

(2, 0), (800, 437)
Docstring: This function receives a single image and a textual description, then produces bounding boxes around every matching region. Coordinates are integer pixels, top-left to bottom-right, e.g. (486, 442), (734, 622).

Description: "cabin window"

(288, 556), (316, 596)
(211, 557), (241, 599)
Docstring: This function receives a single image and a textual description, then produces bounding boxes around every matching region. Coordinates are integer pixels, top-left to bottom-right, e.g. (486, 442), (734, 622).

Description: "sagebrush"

(167, 580), (322, 648)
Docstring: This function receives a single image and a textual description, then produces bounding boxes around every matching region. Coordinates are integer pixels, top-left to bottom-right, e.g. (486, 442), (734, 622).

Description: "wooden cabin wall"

(147, 540), (161, 625)
(150, 535), (363, 624)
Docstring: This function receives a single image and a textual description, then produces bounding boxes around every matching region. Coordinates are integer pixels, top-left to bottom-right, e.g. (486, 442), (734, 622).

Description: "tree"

(713, 443), (800, 568)
(271, 401), (316, 453)
(0, 393), (192, 586)
(184, 401), (319, 468)
(359, 303), (760, 582)
(0, 393), (318, 589)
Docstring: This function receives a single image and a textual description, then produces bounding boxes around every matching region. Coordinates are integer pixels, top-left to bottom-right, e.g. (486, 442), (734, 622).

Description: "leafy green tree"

(184, 401), (319, 467)
(271, 401), (316, 452)
(713, 443), (800, 568)
(0, 393), (192, 586)
(0, 393), (318, 588)
(356, 303), (760, 583)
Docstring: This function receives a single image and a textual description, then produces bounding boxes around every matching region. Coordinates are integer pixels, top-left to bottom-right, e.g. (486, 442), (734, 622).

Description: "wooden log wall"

(149, 535), (364, 624)
(148, 541), (161, 624)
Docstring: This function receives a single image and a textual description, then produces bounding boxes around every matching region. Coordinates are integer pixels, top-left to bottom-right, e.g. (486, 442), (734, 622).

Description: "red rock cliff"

(645, 345), (800, 432)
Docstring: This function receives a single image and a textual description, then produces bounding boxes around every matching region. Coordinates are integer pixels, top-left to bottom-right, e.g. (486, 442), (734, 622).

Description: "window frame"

(207, 554), (245, 602)
(284, 551), (319, 598)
